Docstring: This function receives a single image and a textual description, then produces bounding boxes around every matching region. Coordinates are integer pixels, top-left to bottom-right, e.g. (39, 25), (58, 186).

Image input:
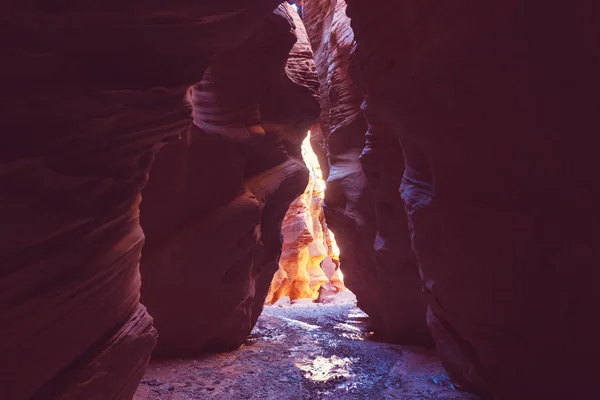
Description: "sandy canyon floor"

(135, 298), (480, 400)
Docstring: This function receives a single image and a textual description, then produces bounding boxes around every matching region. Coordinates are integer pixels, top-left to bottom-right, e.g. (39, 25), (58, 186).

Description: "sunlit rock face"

(140, 3), (319, 358)
(303, 0), (429, 343)
(303, 0), (374, 326)
(345, 1), (600, 399)
(0, 1), (284, 398)
(266, 133), (346, 304)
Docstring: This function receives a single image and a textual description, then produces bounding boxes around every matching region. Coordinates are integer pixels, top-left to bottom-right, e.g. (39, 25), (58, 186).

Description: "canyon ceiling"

(1, 1), (598, 400)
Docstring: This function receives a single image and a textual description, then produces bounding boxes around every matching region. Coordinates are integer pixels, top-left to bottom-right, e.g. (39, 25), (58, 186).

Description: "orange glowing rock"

(266, 132), (347, 304)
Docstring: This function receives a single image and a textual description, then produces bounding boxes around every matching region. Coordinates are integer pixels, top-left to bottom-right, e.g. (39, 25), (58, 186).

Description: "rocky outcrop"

(266, 133), (346, 304)
(345, 1), (600, 398)
(0, 1), (285, 398)
(139, 3), (319, 358)
(303, 0), (429, 343)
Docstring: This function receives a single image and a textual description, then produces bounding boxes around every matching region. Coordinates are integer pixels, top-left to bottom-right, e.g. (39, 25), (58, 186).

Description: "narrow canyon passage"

(135, 299), (479, 400)
(133, 124), (476, 400)
(3, 1), (597, 399)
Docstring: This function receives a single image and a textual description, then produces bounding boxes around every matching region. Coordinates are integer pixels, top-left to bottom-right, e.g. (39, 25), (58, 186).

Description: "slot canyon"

(1, 1), (598, 399)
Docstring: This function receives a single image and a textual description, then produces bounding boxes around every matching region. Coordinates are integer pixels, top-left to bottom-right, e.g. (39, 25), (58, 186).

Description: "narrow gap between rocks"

(265, 131), (354, 308)
(134, 131), (478, 400)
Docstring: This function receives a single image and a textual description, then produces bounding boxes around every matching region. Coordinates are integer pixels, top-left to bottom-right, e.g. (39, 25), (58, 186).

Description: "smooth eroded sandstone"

(345, 0), (600, 398)
(1, 1), (284, 398)
(303, 0), (429, 344)
(140, 3), (319, 358)
(266, 133), (346, 304)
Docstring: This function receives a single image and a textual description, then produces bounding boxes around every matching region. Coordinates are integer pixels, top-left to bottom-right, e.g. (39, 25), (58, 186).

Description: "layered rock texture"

(344, 1), (600, 399)
(266, 132), (346, 304)
(1, 1), (299, 398)
(303, 0), (430, 343)
(4, 1), (598, 399)
(139, 3), (319, 358)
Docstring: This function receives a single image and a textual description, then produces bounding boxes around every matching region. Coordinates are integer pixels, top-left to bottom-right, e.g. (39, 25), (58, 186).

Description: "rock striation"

(139, 3), (320, 358)
(4, 1), (598, 399)
(0, 1), (288, 398)
(345, 0), (600, 398)
(303, 0), (430, 343)
(266, 132), (346, 304)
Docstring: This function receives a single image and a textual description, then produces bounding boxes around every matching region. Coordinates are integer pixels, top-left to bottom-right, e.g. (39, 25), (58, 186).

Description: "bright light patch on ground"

(295, 355), (354, 382)
(280, 316), (320, 331)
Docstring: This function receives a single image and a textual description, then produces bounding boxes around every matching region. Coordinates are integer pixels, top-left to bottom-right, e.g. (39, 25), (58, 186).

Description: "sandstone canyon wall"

(266, 132), (346, 304)
(0, 1), (295, 398)
(139, 3), (320, 358)
(4, 1), (599, 399)
(344, 1), (600, 399)
(303, 0), (430, 344)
